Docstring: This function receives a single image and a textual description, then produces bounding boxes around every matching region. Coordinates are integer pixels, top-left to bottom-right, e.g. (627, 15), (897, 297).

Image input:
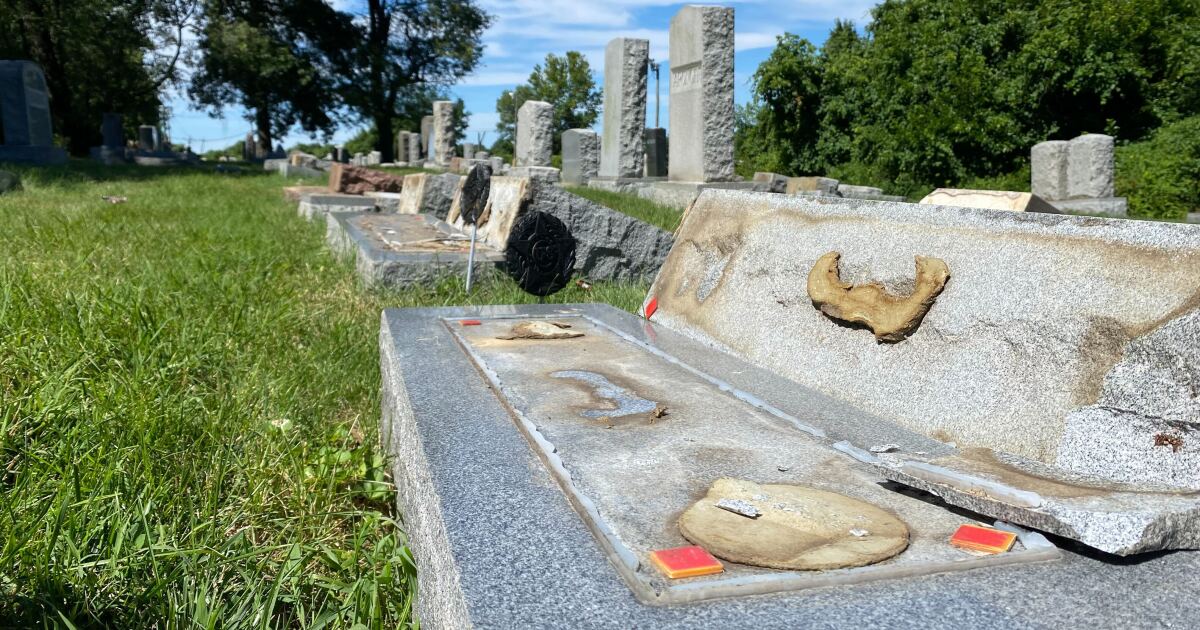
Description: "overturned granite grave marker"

(379, 189), (1200, 628)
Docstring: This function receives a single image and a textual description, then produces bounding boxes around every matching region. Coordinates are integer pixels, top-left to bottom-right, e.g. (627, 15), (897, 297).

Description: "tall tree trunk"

(378, 114), (394, 163)
(255, 104), (272, 159)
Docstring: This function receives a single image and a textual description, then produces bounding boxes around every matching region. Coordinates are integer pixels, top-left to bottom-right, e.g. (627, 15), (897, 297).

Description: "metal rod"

(465, 222), (478, 293)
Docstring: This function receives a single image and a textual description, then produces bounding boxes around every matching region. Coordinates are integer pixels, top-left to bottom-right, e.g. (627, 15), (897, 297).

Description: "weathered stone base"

(1048, 197), (1129, 217)
(297, 192), (378, 221)
(0, 145), (67, 165)
(327, 212), (502, 288)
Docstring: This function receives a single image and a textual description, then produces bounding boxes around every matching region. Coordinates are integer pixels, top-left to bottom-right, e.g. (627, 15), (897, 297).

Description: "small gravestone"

(644, 128), (667, 177)
(600, 38), (649, 179)
(561, 129), (599, 185)
(462, 142), (476, 161)
(1031, 134), (1127, 216)
(515, 100), (553, 167)
(407, 131), (421, 164)
(396, 133), (410, 163)
(420, 115), (433, 157)
(334, 145), (349, 163)
(90, 113), (128, 164)
(668, 6), (734, 182)
(432, 100), (455, 166)
(0, 60), (67, 164)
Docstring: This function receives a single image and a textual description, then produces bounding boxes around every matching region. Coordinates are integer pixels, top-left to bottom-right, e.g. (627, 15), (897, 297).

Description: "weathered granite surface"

(329, 163), (405, 194)
(408, 132), (422, 164)
(1031, 140), (1069, 200)
(787, 176), (839, 195)
(396, 173), (461, 219)
(327, 211), (502, 288)
(600, 38), (649, 179)
(919, 189), (1059, 214)
(668, 6), (735, 182)
(515, 100), (553, 167)
(562, 129), (600, 185)
(380, 303), (1200, 628)
(432, 100), (455, 167)
(645, 190), (1200, 552)
(508, 165), (560, 182)
(297, 192), (377, 221)
(1067, 134), (1115, 199)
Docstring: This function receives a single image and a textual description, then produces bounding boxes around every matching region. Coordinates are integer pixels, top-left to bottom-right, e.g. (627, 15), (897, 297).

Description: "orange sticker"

(950, 524), (1017, 554)
(460, 319), (482, 326)
(650, 545), (724, 579)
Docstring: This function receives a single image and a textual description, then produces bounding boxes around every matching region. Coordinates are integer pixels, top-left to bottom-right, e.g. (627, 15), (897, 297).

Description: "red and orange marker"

(643, 296), (659, 320)
(459, 319), (482, 326)
(949, 524), (1017, 554)
(650, 545), (724, 579)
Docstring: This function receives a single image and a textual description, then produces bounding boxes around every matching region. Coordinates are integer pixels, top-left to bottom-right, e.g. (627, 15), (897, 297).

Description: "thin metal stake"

(465, 222), (478, 293)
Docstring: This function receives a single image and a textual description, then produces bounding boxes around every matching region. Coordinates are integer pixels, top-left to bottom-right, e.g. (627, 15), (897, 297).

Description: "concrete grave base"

(383, 303), (1200, 629)
(328, 212), (502, 289)
(298, 192), (378, 221)
(1048, 196), (1129, 217)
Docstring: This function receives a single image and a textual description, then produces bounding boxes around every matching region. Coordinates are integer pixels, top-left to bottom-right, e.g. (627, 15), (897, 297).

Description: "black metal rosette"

(504, 211), (576, 296)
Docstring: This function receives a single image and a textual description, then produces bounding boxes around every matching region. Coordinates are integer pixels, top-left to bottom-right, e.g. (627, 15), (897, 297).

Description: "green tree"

(494, 51), (602, 154)
(190, 0), (351, 157)
(333, 0), (490, 163)
(0, 0), (194, 155)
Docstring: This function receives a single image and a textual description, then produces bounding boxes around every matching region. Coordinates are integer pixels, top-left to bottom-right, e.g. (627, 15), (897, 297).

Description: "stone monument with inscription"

(600, 38), (649, 179)
(668, 6), (734, 182)
(0, 60), (67, 164)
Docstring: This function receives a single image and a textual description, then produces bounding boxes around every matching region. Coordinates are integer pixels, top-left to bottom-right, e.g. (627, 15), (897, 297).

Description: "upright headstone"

(1031, 140), (1068, 201)
(0, 61), (67, 164)
(420, 115), (433, 156)
(140, 126), (158, 152)
(432, 100), (455, 167)
(155, 128), (169, 153)
(599, 38), (649, 179)
(334, 145), (348, 163)
(407, 132), (421, 164)
(463, 142), (476, 161)
(644, 128), (667, 177)
(396, 132), (409, 163)
(668, 6), (735, 182)
(1067, 134), (1115, 199)
(562, 129), (600, 185)
(101, 113), (123, 148)
(515, 100), (553, 167)
(367, 150), (382, 166)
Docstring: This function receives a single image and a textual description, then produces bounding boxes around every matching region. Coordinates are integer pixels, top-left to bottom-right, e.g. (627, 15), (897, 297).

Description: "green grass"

(0, 161), (645, 627)
(564, 185), (683, 232)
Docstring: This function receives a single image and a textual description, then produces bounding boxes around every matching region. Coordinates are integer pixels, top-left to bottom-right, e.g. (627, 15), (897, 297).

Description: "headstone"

(599, 38), (649, 179)
(395, 172), (462, 219)
(786, 176), (839, 195)
(421, 115), (433, 156)
(489, 156), (505, 174)
(432, 100), (455, 166)
(561, 129), (600, 185)
(463, 142), (476, 161)
(475, 150), (490, 160)
(335, 145), (348, 163)
(100, 113), (123, 148)
(155, 128), (169, 153)
(644, 128), (667, 177)
(751, 172), (789, 193)
(297, 191), (377, 222)
(668, 6), (735, 182)
(515, 100), (553, 167)
(408, 132), (422, 164)
(1067, 134), (1115, 199)
(1030, 140), (1068, 201)
(140, 126), (159, 152)
(919, 188), (1059, 214)
(0, 60), (66, 164)
(1030, 134), (1125, 215)
(396, 133), (409, 164)
(367, 150), (382, 166)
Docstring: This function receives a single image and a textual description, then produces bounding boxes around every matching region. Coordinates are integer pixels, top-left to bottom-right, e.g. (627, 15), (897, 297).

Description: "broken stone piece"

(328, 163), (405, 195)
(678, 478), (909, 571)
(807, 251), (949, 342)
(715, 498), (760, 519)
(496, 320), (584, 340)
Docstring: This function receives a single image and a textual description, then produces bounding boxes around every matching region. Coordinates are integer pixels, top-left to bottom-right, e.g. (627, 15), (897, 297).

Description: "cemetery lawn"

(0, 162), (646, 627)
(565, 186), (683, 232)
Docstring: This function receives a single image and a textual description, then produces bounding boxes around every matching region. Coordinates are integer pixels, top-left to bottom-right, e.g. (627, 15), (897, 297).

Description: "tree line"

(0, 0), (490, 162)
(736, 0), (1200, 217)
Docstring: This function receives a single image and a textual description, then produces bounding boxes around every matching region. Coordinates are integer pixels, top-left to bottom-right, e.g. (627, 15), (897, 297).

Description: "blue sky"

(166, 1), (877, 153)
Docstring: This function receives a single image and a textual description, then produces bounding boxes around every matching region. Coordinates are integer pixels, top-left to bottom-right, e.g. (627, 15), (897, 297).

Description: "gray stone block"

(644, 128), (667, 177)
(420, 116), (433, 156)
(668, 6), (735, 182)
(515, 100), (553, 167)
(1031, 140), (1069, 201)
(395, 172), (462, 219)
(837, 183), (884, 197)
(787, 176), (839, 195)
(508, 165), (560, 183)
(407, 132), (421, 164)
(0, 61), (54, 147)
(562, 129), (600, 185)
(600, 38), (649, 179)
(524, 178), (673, 282)
(1067, 134), (1115, 199)
(752, 171), (789, 193)
(432, 100), (455, 167)
(648, 190), (1200, 553)
(100, 113), (123, 148)
(1049, 197), (1128, 217)
(297, 192), (377, 221)
(327, 211), (502, 289)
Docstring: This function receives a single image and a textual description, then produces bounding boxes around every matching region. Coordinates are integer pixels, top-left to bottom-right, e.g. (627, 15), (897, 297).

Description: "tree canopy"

(493, 51), (601, 155)
(738, 0), (1200, 197)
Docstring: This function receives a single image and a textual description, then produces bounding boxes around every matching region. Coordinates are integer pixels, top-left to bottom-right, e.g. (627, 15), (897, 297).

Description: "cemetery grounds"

(0, 162), (649, 626)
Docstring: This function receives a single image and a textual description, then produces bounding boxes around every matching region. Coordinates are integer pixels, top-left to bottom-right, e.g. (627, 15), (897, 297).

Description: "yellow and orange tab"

(950, 524), (1017, 554)
(650, 545), (724, 579)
